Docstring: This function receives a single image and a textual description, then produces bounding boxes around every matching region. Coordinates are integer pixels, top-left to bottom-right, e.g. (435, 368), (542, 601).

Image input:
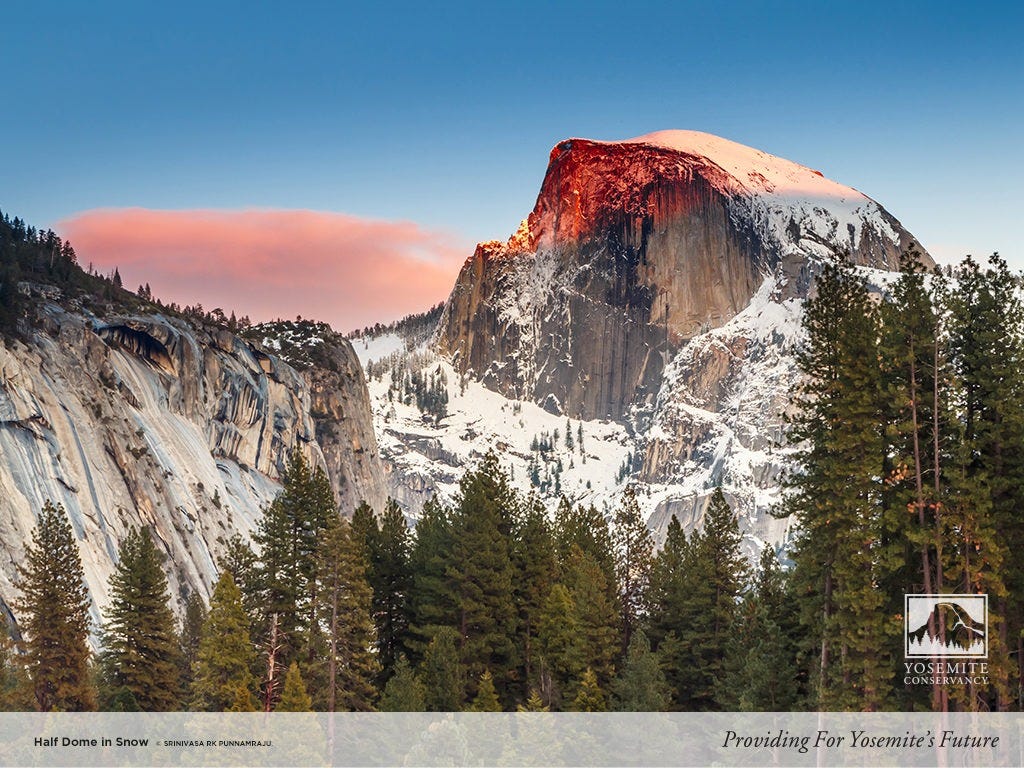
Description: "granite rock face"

(433, 131), (930, 546)
(436, 132), (925, 423)
(0, 295), (385, 627)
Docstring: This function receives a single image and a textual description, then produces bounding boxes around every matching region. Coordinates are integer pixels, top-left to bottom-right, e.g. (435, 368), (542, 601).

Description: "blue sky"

(2, 1), (1021, 325)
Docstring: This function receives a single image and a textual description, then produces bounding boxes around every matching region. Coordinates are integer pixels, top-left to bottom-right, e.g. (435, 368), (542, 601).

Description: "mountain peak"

(440, 129), (928, 425)
(530, 130), (922, 269)
(617, 130), (852, 199)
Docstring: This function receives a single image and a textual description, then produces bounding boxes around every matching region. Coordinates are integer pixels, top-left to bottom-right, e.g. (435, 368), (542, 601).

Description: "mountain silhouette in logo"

(907, 601), (985, 651)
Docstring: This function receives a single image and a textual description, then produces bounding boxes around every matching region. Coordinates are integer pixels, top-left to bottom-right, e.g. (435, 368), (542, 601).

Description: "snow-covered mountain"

(364, 130), (930, 551)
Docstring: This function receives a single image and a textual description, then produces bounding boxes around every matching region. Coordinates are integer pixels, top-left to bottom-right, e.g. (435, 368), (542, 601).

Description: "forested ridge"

(0, 208), (254, 338)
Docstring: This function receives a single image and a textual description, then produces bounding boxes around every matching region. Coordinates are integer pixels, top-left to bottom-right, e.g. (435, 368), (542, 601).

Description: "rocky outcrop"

(432, 130), (931, 546)
(303, 344), (388, 516)
(0, 292), (386, 626)
(436, 131), (927, 423)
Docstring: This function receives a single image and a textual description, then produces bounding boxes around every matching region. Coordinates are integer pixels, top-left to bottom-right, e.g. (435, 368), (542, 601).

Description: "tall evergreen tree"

(650, 491), (748, 710)
(227, 680), (259, 712)
(647, 515), (692, 707)
(178, 590), (206, 697)
(380, 655), (426, 712)
(419, 626), (465, 712)
(561, 545), (619, 691)
(252, 450), (335, 707)
(569, 668), (608, 712)
(447, 452), (518, 700)
(349, 501), (378, 560)
(877, 251), (953, 710)
(14, 500), (96, 711)
(276, 662), (312, 712)
(517, 689), (550, 712)
(718, 548), (799, 710)
(364, 499), (412, 682)
(511, 494), (558, 699)
(218, 533), (261, 623)
(99, 527), (181, 711)
(553, 499), (617, 600)
(784, 258), (896, 710)
(0, 628), (33, 711)
(313, 513), (379, 711)
(468, 669), (502, 712)
(944, 253), (1024, 709)
(536, 583), (581, 708)
(191, 572), (258, 711)
(613, 486), (654, 650)
(612, 631), (669, 712)
(406, 498), (456, 660)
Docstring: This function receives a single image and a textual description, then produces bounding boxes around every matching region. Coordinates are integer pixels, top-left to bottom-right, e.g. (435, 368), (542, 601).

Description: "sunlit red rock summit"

(437, 130), (929, 422)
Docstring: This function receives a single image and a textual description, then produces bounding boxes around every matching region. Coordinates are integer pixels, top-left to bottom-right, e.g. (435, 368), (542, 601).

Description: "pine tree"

(349, 501), (377, 563)
(650, 491), (747, 710)
(380, 655), (426, 712)
(877, 250), (951, 710)
(364, 499), (412, 681)
(554, 499), (617, 597)
(0, 629), (33, 711)
(217, 533), (261, 623)
(178, 590), (206, 696)
(943, 253), (1024, 709)
(612, 631), (669, 712)
(536, 583), (581, 708)
(14, 500), (96, 711)
(468, 669), (502, 712)
(717, 548), (799, 711)
(613, 486), (654, 650)
(419, 626), (465, 712)
(227, 679), (258, 712)
(785, 258), (895, 710)
(99, 527), (181, 711)
(561, 545), (619, 691)
(647, 515), (691, 707)
(511, 495), (557, 699)
(568, 668), (608, 712)
(276, 662), (312, 711)
(406, 498), (456, 660)
(517, 689), (550, 712)
(253, 450), (335, 707)
(314, 513), (379, 711)
(695, 489), (749, 664)
(447, 452), (518, 699)
(191, 572), (258, 711)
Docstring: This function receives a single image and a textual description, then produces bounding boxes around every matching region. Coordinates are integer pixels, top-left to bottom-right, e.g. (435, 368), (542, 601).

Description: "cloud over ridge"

(57, 208), (468, 331)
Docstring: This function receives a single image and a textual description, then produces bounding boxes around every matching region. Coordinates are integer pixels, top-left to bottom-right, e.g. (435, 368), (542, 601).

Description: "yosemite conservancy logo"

(905, 594), (987, 658)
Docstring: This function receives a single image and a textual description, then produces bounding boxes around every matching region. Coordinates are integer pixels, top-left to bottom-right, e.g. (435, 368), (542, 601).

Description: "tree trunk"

(264, 613), (279, 713)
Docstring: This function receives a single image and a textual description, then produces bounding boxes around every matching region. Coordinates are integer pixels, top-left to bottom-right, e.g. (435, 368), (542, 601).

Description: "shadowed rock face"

(436, 135), (926, 423)
(0, 294), (386, 626)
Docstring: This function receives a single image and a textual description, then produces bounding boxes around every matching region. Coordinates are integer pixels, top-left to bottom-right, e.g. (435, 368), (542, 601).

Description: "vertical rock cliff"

(432, 130), (930, 546)
(0, 291), (386, 626)
(436, 131), (924, 423)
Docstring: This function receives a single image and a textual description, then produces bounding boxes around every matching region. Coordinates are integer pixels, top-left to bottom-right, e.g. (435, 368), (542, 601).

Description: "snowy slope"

(354, 336), (636, 517)
(618, 130), (903, 261)
(363, 131), (927, 554)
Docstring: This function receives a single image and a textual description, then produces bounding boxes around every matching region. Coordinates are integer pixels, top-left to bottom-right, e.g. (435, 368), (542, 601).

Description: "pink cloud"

(56, 208), (470, 332)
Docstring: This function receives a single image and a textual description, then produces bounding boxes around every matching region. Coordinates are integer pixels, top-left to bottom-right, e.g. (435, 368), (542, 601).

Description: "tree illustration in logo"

(906, 600), (985, 655)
